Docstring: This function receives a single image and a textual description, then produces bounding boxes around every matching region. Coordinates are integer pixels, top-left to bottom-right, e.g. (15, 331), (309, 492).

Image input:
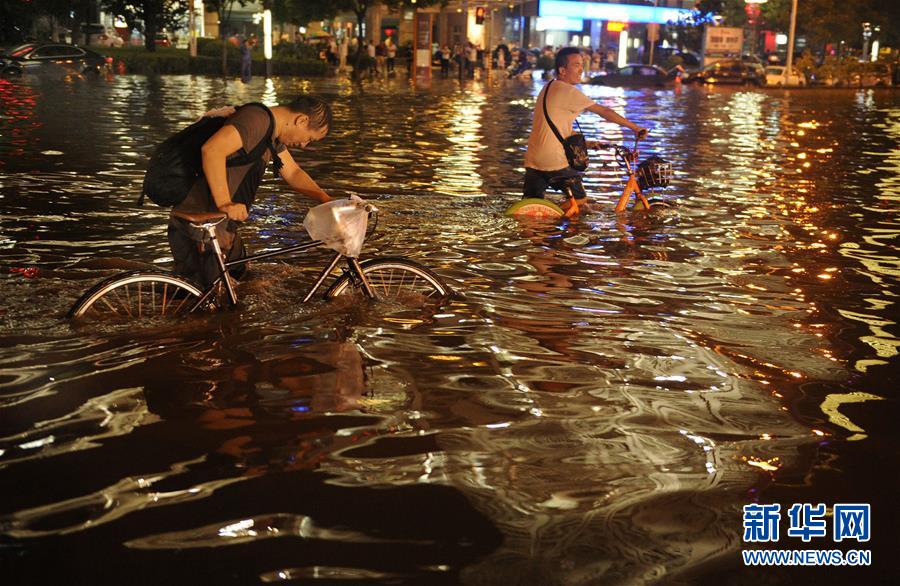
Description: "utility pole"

(189, 0), (197, 58)
(784, 0), (797, 85)
(647, 0), (658, 66)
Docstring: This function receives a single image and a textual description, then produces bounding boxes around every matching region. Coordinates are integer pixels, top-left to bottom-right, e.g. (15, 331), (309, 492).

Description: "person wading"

(168, 97), (333, 288)
(522, 47), (647, 214)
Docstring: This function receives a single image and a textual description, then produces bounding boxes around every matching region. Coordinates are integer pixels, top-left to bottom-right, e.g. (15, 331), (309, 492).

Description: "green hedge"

(101, 45), (328, 76)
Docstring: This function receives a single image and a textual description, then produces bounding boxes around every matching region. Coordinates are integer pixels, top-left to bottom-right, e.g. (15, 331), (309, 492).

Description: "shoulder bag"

(542, 80), (589, 171)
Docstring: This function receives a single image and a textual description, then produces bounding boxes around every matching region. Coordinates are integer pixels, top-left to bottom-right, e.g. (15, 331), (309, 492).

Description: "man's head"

(281, 95), (333, 149)
(555, 47), (583, 83)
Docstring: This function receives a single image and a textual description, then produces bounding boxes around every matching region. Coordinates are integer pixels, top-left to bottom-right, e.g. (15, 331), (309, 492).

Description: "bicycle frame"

(611, 139), (651, 213)
(187, 220), (376, 313)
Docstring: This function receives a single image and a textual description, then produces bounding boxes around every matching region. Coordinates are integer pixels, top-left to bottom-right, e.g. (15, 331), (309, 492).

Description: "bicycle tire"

(324, 258), (450, 303)
(68, 271), (203, 320)
(505, 198), (565, 218)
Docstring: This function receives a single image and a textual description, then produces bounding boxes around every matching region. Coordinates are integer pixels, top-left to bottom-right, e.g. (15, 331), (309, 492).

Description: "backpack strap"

(227, 102), (283, 175)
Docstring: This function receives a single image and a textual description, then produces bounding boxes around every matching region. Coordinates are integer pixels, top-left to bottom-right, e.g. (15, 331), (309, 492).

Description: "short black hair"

(285, 95), (333, 135)
(555, 47), (581, 74)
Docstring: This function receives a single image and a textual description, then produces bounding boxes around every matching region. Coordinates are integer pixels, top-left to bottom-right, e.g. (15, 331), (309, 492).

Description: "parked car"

(95, 31), (124, 48)
(687, 59), (766, 86)
(0, 43), (111, 76)
(154, 33), (172, 48)
(654, 47), (701, 70)
(588, 64), (674, 87)
(765, 65), (806, 86)
(83, 23), (123, 47)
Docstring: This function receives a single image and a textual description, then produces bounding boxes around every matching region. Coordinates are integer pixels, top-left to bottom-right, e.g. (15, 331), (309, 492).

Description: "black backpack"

(138, 102), (280, 207)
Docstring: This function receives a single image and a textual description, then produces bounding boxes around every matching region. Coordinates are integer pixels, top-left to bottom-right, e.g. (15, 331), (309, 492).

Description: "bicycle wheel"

(505, 198), (565, 218)
(68, 271), (204, 320)
(324, 258), (450, 304)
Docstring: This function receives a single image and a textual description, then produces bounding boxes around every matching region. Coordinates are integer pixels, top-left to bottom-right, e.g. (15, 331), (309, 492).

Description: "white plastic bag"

(302, 196), (376, 258)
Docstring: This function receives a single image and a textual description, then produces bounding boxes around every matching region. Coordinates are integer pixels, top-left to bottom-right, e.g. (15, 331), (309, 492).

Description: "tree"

(204, 0), (251, 74)
(101, 0), (140, 40)
(702, 0), (898, 52)
(665, 2), (717, 54)
(0, 0), (94, 44)
(100, 0), (187, 51)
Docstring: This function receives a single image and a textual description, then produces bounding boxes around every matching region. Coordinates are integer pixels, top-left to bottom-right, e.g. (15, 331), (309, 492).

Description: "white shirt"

(524, 80), (595, 171)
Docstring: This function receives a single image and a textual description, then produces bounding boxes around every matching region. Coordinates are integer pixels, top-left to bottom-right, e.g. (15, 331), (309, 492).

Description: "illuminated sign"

(539, 1), (695, 25)
(536, 16), (584, 32)
(607, 21), (626, 32)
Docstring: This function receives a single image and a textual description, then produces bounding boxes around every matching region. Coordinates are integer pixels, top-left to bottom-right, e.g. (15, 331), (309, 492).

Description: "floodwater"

(1, 72), (897, 585)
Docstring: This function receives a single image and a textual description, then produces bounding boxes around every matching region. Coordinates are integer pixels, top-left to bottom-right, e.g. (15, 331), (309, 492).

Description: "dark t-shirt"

(174, 105), (286, 213)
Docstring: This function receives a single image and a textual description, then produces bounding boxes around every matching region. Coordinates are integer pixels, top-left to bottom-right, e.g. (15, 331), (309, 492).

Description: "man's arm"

(277, 149), (332, 203)
(586, 103), (647, 138)
(201, 125), (248, 221)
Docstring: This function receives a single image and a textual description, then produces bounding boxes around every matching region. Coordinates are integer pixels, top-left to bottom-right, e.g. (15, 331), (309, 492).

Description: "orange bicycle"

(506, 138), (672, 218)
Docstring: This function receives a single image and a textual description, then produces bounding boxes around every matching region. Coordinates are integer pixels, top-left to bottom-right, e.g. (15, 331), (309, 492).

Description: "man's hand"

(218, 202), (248, 221)
(634, 127), (649, 140)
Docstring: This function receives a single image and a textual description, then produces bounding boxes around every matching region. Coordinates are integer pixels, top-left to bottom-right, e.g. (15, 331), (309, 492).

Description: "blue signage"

(539, 1), (696, 25)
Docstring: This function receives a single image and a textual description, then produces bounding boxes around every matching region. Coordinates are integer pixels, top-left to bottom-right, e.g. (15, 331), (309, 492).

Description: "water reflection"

(0, 76), (897, 583)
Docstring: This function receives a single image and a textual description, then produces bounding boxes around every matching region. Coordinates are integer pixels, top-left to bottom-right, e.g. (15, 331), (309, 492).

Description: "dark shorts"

(523, 167), (587, 201)
(168, 217), (247, 289)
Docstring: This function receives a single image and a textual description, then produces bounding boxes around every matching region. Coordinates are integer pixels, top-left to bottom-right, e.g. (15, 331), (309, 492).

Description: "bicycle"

(68, 202), (451, 322)
(506, 138), (672, 218)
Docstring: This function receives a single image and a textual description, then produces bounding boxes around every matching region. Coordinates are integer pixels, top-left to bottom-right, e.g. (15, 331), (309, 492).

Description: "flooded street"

(1, 73), (897, 584)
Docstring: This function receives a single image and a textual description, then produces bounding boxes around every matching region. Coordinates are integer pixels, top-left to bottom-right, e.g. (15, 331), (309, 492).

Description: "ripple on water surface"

(0, 76), (897, 583)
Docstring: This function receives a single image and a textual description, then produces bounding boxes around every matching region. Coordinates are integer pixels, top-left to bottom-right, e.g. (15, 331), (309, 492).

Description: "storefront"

(534, 0), (695, 64)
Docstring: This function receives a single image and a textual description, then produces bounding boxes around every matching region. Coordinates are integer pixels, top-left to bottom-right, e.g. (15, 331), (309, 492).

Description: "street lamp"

(861, 22), (872, 62)
(872, 26), (881, 62)
(263, 9), (273, 77)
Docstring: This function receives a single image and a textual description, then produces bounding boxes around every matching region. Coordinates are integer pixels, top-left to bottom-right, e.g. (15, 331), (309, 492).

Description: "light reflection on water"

(0, 74), (897, 583)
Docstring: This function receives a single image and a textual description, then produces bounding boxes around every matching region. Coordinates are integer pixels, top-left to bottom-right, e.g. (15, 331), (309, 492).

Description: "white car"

(765, 66), (806, 86)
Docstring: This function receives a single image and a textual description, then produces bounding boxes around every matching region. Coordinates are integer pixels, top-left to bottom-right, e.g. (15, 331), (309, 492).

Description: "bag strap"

(542, 80), (583, 146)
(227, 102), (283, 174)
(542, 80), (566, 146)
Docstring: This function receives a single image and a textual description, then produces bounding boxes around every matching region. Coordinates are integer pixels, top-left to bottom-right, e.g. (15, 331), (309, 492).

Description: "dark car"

(0, 42), (110, 76)
(654, 48), (701, 70)
(588, 64), (675, 87)
(687, 59), (766, 86)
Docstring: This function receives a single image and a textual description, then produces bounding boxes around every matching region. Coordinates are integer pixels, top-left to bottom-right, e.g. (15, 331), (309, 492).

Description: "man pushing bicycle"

(523, 47), (647, 217)
(151, 96), (335, 288)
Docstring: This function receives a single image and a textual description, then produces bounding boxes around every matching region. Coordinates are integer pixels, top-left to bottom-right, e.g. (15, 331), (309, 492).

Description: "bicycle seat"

(171, 210), (228, 228)
(549, 176), (581, 194)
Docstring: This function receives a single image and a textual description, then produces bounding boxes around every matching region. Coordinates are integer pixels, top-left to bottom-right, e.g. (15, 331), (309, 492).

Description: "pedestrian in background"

(366, 40), (377, 76)
(467, 42), (478, 79)
(240, 37), (254, 83)
(440, 45), (451, 78)
(386, 39), (397, 74)
(376, 41), (387, 76)
(338, 37), (348, 73)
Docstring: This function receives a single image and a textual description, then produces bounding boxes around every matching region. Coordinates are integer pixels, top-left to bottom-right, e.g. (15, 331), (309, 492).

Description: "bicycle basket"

(636, 155), (672, 190)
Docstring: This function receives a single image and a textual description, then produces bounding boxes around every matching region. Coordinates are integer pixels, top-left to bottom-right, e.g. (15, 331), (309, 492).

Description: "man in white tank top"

(523, 47), (647, 211)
